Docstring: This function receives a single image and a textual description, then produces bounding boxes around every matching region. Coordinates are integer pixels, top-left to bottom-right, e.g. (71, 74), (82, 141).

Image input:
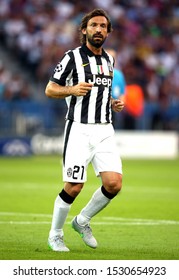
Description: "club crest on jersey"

(67, 167), (72, 177)
(54, 63), (63, 73)
(88, 74), (112, 87)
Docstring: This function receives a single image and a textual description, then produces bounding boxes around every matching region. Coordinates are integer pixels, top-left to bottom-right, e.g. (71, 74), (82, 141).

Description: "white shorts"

(63, 121), (122, 183)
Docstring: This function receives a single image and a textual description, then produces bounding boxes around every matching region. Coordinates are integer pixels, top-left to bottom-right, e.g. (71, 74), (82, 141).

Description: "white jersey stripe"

(88, 87), (98, 123)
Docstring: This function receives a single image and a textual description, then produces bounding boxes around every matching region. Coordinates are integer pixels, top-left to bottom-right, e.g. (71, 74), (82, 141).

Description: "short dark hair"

(79, 9), (113, 44)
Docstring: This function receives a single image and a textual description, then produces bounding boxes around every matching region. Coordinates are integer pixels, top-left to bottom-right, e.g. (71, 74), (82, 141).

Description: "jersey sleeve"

(50, 52), (74, 86)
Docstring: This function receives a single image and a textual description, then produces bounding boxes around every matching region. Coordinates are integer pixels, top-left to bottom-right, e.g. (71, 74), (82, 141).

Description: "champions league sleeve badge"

(54, 63), (63, 73)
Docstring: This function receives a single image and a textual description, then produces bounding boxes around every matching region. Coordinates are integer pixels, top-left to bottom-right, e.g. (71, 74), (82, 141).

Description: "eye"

(101, 24), (106, 28)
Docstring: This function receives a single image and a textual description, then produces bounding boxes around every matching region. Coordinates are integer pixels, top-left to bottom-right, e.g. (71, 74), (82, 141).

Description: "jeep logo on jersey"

(88, 75), (112, 87)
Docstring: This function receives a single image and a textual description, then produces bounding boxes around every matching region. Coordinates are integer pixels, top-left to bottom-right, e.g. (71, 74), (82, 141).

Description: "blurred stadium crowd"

(0, 0), (179, 135)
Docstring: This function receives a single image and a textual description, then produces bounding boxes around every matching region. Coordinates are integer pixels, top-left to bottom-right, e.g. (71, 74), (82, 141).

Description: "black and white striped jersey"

(50, 44), (114, 124)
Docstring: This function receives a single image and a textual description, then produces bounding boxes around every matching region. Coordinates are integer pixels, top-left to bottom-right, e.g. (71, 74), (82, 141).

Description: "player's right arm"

(45, 81), (93, 99)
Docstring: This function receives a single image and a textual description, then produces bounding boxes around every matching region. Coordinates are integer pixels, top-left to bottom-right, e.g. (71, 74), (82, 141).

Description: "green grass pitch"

(0, 156), (179, 260)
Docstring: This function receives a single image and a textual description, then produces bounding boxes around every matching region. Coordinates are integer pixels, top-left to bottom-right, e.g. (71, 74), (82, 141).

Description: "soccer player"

(45, 8), (124, 252)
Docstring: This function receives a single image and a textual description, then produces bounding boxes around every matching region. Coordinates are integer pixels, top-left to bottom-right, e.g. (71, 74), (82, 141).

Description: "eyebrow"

(89, 19), (107, 26)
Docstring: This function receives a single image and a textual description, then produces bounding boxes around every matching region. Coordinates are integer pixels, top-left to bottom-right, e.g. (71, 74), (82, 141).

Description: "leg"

(49, 182), (83, 237)
(101, 171), (122, 195)
(72, 172), (122, 249)
(76, 171), (122, 224)
(48, 182), (83, 252)
(48, 121), (89, 251)
(72, 124), (123, 248)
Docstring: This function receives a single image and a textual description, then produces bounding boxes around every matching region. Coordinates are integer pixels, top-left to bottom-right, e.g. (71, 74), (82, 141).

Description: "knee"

(71, 184), (83, 197)
(64, 183), (83, 198)
(103, 174), (122, 195)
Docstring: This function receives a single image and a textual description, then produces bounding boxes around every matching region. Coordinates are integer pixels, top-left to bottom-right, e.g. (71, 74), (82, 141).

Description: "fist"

(112, 99), (124, 112)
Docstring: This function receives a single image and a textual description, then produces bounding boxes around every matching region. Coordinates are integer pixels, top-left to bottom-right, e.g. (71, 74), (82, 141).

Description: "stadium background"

(0, 0), (179, 262)
(0, 0), (179, 140)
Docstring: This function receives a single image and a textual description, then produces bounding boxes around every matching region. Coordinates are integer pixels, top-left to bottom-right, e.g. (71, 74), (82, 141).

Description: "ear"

(82, 28), (86, 35)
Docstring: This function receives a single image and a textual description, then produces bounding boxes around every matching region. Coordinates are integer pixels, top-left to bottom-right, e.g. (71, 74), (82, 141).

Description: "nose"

(96, 25), (102, 32)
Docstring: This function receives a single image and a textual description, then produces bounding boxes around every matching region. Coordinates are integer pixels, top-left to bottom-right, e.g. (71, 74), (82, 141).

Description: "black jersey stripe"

(94, 56), (103, 123)
(102, 52), (113, 123)
(66, 51), (77, 121)
(81, 94), (90, 123)
(67, 96), (77, 121)
(95, 88), (103, 123)
(63, 120), (73, 165)
(106, 94), (111, 123)
(80, 47), (91, 123)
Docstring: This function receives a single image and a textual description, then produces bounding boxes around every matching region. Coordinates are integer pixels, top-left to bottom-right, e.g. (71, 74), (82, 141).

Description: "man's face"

(83, 16), (108, 48)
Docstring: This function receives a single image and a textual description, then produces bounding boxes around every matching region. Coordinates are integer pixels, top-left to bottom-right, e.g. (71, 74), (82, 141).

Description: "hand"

(72, 82), (93, 96)
(112, 99), (124, 112)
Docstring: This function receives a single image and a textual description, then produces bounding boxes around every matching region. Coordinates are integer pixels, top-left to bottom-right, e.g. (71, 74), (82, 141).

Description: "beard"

(87, 34), (106, 48)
